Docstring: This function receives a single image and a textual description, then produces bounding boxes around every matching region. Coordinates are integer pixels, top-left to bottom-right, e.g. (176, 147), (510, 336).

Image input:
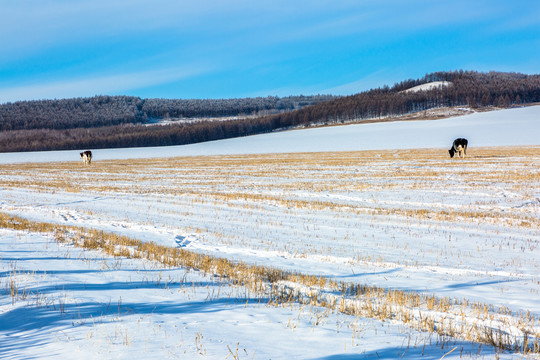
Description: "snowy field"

(1, 106), (539, 359)
(0, 105), (539, 164)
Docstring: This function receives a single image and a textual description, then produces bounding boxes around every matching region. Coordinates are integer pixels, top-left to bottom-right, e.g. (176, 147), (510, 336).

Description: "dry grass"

(1, 211), (539, 354)
(1, 146), (539, 230)
(1, 145), (539, 354)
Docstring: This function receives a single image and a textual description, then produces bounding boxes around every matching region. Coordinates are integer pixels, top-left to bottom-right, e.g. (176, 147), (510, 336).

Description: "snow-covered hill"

(1, 105), (539, 358)
(1, 105), (538, 164)
(402, 81), (452, 93)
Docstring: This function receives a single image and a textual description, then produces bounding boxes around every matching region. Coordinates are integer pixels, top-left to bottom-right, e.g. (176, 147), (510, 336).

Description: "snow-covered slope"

(0, 105), (539, 164)
(1, 105), (539, 359)
(402, 81), (452, 93)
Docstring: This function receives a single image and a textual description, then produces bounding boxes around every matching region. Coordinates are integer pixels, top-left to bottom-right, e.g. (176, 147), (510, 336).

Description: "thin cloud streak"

(1, 0), (538, 101)
(0, 65), (212, 103)
(2, 1), (507, 51)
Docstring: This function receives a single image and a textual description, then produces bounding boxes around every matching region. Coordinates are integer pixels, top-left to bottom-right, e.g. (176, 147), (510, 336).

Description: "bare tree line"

(265, 70), (540, 128)
(0, 95), (335, 132)
(0, 71), (538, 153)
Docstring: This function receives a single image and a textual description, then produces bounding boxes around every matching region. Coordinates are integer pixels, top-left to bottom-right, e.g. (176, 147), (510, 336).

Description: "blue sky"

(1, 0), (539, 103)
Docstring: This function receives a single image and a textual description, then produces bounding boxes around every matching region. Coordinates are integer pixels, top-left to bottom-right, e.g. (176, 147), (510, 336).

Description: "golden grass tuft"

(1, 145), (539, 354)
(1, 210), (539, 354)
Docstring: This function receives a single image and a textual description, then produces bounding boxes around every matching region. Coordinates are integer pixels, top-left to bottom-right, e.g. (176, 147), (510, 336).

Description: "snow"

(1, 106), (539, 359)
(402, 81), (452, 93)
(0, 105), (539, 164)
(2, 229), (500, 359)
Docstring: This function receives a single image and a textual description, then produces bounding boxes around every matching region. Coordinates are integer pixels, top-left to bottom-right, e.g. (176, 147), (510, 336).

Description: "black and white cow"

(80, 150), (93, 165)
(448, 138), (468, 158)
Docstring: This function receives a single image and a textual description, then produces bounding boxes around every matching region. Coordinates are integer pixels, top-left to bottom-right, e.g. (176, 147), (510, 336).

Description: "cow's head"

(448, 148), (455, 158)
(80, 152), (84, 158)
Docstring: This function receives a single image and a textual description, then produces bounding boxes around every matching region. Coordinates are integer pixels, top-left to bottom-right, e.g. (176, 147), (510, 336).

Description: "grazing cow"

(449, 138), (468, 158)
(80, 150), (92, 166)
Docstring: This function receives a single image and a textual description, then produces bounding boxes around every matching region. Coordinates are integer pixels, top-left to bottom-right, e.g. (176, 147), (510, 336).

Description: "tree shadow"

(0, 294), (268, 358)
(337, 268), (400, 279)
(312, 342), (501, 359)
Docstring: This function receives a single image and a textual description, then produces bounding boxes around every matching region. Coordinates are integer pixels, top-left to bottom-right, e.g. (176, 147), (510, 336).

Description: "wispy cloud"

(0, 65), (212, 103)
(320, 68), (414, 95)
(1, 0), (538, 101)
(3, 1), (496, 51)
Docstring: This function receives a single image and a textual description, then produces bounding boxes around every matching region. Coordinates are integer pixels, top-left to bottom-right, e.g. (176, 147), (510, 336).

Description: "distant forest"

(0, 70), (539, 153)
(0, 95), (335, 132)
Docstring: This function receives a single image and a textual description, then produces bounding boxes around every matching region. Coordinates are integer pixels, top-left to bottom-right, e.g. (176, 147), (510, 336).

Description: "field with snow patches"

(1, 106), (540, 359)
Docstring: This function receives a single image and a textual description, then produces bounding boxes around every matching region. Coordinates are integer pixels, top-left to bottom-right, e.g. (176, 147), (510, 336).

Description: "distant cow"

(449, 138), (468, 158)
(80, 150), (92, 165)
